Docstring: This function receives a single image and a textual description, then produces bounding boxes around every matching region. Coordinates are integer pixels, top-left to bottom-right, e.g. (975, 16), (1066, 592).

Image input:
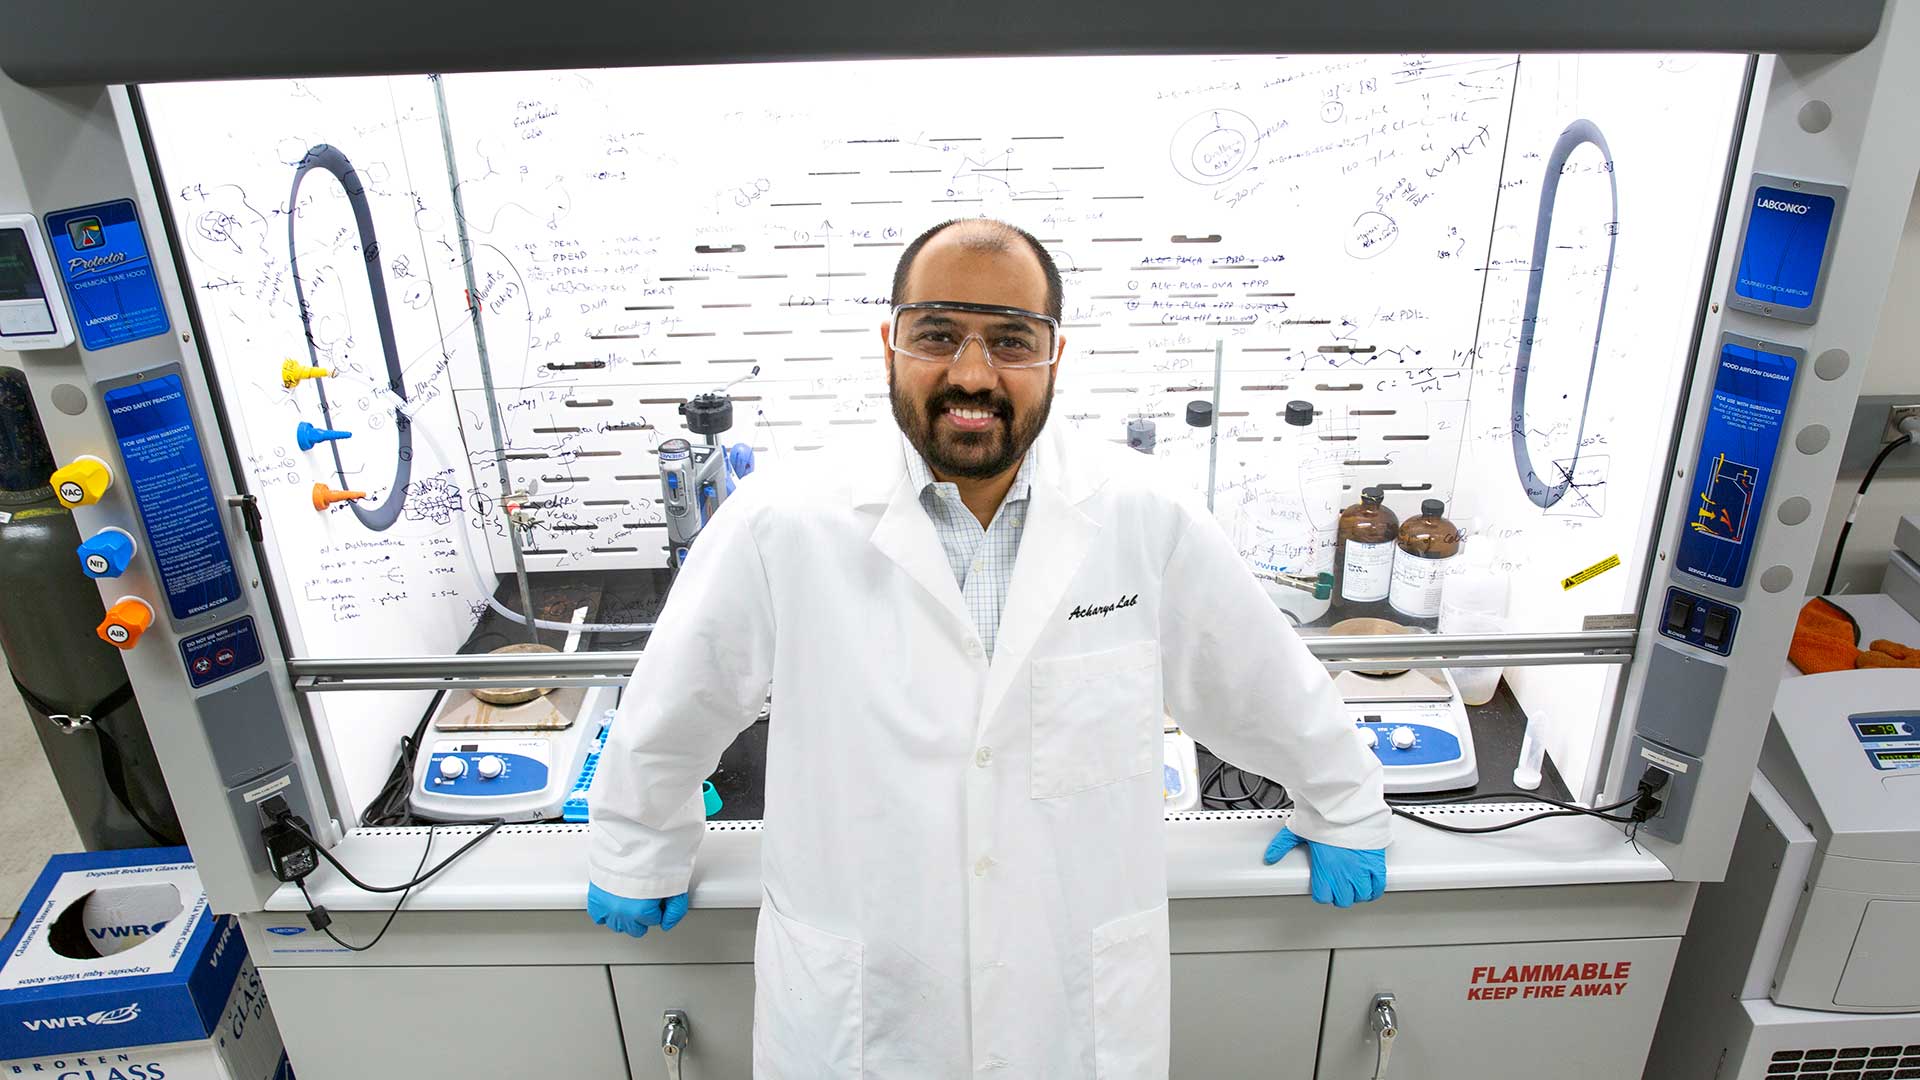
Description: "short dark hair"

(891, 217), (1064, 320)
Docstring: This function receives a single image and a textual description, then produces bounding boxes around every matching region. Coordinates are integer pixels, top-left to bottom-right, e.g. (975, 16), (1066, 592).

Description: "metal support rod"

(291, 630), (1629, 674)
(1300, 629), (1634, 659)
(294, 654), (642, 676)
(1206, 339), (1223, 512)
(284, 629), (1634, 691)
(433, 74), (538, 642)
(296, 674), (630, 691)
(1316, 653), (1626, 672)
(296, 655), (1624, 691)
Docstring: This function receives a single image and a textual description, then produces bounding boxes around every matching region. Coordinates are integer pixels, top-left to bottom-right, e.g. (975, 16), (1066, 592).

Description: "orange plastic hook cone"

(312, 483), (367, 511)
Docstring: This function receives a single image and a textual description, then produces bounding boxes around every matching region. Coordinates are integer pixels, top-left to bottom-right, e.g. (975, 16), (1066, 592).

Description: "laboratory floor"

(0, 659), (81, 940)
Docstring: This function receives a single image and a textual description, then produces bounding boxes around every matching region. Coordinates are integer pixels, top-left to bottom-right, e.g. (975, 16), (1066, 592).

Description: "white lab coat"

(589, 422), (1389, 1078)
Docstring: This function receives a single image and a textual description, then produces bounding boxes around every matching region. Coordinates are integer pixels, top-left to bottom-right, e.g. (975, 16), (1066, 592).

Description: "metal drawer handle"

(661, 1009), (689, 1080)
(1370, 993), (1398, 1080)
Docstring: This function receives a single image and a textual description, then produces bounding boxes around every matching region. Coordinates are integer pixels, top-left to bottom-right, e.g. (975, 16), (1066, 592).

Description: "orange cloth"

(1789, 597), (1861, 674)
(1858, 639), (1920, 669)
(1787, 599), (1920, 671)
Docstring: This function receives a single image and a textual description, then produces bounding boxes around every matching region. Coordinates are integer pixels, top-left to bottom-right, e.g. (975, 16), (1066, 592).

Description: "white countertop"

(273, 803), (1671, 913)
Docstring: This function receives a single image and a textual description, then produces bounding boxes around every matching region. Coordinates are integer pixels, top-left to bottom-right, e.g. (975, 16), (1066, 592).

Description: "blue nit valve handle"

(296, 422), (353, 452)
(76, 528), (138, 579)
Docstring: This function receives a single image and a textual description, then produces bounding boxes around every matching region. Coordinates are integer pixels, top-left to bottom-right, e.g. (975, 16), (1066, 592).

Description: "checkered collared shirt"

(902, 433), (1037, 660)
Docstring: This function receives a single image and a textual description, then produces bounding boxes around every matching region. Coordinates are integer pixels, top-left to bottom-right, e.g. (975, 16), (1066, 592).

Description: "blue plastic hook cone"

(296, 422), (353, 451)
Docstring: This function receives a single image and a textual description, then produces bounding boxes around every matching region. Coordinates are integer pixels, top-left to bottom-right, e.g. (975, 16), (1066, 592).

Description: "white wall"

(1812, 174), (1920, 595)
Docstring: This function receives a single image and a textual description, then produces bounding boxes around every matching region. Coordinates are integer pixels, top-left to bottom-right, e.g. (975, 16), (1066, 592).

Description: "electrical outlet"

(1841, 396), (1920, 472)
(1884, 403), (1920, 442)
(1629, 735), (1701, 843)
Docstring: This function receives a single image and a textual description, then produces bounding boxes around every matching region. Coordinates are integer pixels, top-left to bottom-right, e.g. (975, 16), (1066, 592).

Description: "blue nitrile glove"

(1262, 827), (1387, 908)
(588, 883), (691, 938)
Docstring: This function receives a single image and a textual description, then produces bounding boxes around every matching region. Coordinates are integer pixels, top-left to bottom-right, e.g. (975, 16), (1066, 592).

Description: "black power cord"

(1388, 768), (1669, 836)
(1389, 799), (1635, 835)
(296, 823), (440, 953)
(261, 798), (506, 953)
(1198, 756), (1672, 833)
(359, 690), (446, 828)
(280, 814), (506, 894)
(1825, 430), (1914, 594)
(1201, 761), (1292, 811)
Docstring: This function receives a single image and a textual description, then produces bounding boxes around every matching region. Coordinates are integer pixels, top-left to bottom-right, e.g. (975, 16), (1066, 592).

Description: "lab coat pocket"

(754, 892), (864, 1077)
(1030, 640), (1160, 799)
(1090, 903), (1172, 1080)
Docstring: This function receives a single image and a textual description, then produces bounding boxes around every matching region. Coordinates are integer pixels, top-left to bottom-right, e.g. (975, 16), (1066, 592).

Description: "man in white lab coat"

(588, 217), (1390, 1078)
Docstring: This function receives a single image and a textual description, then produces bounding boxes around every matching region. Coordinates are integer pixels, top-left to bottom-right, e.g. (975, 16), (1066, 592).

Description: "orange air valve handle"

(312, 483), (366, 511)
(281, 359), (331, 389)
(97, 596), (154, 650)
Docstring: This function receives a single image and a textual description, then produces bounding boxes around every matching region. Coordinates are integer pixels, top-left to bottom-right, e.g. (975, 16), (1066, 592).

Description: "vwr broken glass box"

(0, 848), (291, 1080)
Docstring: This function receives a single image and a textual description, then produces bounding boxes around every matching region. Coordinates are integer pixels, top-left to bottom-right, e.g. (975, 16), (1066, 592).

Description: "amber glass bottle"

(1337, 487), (1399, 603)
(1388, 499), (1461, 618)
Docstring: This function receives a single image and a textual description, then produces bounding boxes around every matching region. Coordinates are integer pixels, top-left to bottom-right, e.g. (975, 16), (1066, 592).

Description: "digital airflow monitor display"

(0, 214), (74, 350)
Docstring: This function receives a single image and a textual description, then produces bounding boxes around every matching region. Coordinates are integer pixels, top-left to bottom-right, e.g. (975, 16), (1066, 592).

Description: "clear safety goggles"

(888, 301), (1061, 370)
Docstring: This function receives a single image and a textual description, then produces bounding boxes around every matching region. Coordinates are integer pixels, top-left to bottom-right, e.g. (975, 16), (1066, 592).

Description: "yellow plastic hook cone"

(282, 359), (331, 389)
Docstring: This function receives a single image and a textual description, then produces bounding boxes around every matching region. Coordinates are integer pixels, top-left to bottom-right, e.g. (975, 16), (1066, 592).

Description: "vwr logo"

(19, 1003), (141, 1031)
(1757, 197), (1812, 214)
(207, 917), (236, 967)
(88, 921), (169, 944)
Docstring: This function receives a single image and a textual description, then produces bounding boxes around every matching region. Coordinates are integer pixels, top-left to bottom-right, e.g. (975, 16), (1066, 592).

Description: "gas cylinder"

(0, 367), (181, 849)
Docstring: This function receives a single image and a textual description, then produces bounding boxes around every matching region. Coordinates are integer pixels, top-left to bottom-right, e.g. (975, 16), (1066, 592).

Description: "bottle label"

(1341, 540), (1395, 601)
(1390, 553), (1450, 617)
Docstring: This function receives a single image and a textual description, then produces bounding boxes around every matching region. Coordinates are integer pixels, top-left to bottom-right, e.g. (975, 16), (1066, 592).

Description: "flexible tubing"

(289, 144), (413, 529)
(1511, 120), (1618, 509)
